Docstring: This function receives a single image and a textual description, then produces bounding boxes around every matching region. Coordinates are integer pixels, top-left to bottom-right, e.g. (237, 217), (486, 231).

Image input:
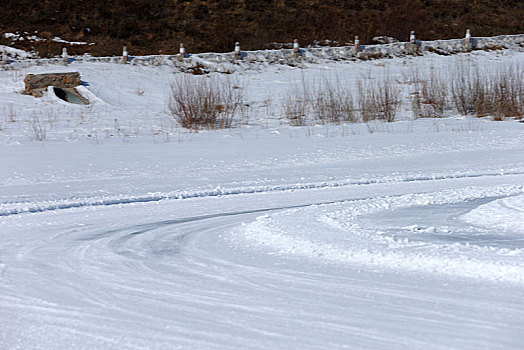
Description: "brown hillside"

(0, 0), (522, 57)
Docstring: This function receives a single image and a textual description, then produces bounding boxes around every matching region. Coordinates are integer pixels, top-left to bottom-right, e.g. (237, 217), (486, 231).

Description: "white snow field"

(1, 45), (524, 349)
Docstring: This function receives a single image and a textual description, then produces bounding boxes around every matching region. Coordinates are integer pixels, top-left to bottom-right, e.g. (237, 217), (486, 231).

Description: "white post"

(61, 47), (68, 65)
(293, 39), (300, 57)
(234, 41), (241, 59)
(179, 43), (186, 59)
(122, 45), (128, 63)
(354, 35), (360, 52)
(465, 29), (472, 50)
(410, 31), (416, 44)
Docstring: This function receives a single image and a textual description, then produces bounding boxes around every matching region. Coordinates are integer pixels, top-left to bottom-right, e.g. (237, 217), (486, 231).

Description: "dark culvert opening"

(53, 87), (86, 105)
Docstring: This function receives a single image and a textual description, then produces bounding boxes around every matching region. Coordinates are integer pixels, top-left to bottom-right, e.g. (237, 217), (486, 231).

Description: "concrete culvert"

(23, 72), (89, 105)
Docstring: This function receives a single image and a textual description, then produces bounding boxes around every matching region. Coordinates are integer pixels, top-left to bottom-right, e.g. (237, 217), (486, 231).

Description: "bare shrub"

(283, 95), (308, 126)
(282, 76), (356, 126)
(2, 103), (17, 123)
(451, 64), (523, 120)
(490, 66), (523, 120)
(168, 75), (245, 130)
(451, 65), (487, 116)
(282, 76), (311, 126)
(312, 78), (355, 124)
(358, 77), (401, 122)
(261, 93), (273, 126)
(358, 80), (377, 122)
(412, 69), (448, 118)
(375, 81), (401, 122)
(29, 114), (47, 141)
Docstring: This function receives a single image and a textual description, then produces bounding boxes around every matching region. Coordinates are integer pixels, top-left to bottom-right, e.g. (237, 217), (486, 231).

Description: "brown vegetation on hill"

(0, 0), (522, 57)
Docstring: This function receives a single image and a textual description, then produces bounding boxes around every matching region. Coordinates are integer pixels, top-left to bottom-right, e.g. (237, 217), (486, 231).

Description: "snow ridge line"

(1, 170), (523, 217)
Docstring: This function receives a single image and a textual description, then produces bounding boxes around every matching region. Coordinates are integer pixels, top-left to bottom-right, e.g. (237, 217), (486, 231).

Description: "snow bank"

(0, 44), (34, 59)
(461, 194), (524, 232)
(2, 34), (523, 73)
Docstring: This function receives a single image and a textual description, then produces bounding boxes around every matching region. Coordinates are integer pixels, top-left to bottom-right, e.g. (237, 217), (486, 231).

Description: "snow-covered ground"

(1, 46), (523, 349)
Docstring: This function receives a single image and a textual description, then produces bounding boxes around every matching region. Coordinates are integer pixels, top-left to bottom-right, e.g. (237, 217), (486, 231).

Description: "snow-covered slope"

(0, 44), (523, 349)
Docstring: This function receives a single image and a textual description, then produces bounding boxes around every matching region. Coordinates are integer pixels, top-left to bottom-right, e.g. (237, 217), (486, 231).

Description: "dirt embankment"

(1, 0), (523, 57)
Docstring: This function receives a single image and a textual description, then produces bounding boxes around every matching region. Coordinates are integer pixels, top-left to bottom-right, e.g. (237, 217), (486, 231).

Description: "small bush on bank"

(490, 66), (523, 120)
(412, 70), (448, 118)
(282, 76), (356, 126)
(168, 75), (245, 130)
(451, 64), (523, 120)
(450, 65), (485, 116)
(358, 77), (401, 123)
(312, 78), (355, 125)
(282, 77), (310, 126)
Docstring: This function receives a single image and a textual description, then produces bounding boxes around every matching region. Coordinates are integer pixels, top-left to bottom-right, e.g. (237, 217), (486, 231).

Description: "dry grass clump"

(168, 75), (245, 130)
(489, 66), (523, 120)
(283, 75), (401, 126)
(30, 114), (47, 141)
(450, 65), (486, 116)
(283, 96), (309, 126)
(412, 70), (448, 118)
(451, 64), (523, 120)
(358, 77), (401, 123)
(312, 78), (355, 124)
(282, 63), (522, 127)
(282, 77), (355, 126)
(282, 77), (310, 126)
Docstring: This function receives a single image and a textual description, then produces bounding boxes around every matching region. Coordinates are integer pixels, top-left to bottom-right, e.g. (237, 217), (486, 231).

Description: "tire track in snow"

(235, 185), (524, 284)
(1, 170), (523, 217)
